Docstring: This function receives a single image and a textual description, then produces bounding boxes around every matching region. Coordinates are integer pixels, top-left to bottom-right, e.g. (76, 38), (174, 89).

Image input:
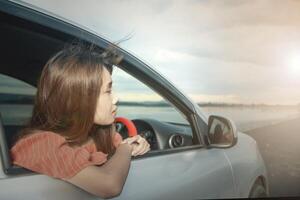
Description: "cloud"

(21, 0), (300, 104)
(173, 25), (300, 68)
(188, 93), (242, 104)
(154, 49), (197, 62)
(117, 92), (163, 102)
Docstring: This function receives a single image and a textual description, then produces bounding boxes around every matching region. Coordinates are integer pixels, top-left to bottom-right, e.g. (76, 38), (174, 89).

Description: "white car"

(0, 0), (269, 199)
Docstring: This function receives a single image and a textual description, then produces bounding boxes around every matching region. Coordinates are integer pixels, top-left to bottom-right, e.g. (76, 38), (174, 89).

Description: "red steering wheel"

(115, 117), (137, 137)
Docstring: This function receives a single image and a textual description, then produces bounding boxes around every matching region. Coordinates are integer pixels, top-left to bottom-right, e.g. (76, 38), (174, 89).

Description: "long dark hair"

(16, 42), (123, 156)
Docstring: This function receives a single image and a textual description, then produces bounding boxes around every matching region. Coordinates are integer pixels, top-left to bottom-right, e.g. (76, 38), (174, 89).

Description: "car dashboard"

(117, 118), (193, 151)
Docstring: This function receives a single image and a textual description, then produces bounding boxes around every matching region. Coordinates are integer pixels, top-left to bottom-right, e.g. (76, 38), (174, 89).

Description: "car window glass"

(0, 74), (36, 126)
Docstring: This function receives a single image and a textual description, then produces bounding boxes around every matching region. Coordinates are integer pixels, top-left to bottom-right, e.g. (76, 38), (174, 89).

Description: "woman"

(10, 43), (150, 198)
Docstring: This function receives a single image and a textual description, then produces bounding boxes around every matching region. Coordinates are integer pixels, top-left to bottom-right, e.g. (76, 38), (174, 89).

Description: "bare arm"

(65, 143), (132, 199)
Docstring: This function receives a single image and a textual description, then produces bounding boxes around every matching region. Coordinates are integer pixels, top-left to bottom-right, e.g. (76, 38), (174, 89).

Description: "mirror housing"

(207, 115), (238, 147)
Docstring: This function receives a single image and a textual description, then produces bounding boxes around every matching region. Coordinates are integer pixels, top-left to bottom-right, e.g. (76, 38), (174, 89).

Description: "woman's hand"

(121, 135), (150, 157)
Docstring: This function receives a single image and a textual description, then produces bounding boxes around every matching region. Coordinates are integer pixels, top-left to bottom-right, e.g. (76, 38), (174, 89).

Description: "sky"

(16, 0), (300, 105)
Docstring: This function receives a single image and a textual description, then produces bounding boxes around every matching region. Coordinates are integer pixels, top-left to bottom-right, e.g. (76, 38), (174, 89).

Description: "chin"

(94, 118), (115, 126)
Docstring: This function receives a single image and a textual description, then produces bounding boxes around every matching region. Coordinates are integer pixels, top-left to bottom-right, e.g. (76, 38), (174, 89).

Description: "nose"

(112, 91), (119, 105)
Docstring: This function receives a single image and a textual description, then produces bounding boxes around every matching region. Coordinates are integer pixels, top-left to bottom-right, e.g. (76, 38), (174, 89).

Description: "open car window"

(112, 67), (196, 151)
(112, 67), (190, 125)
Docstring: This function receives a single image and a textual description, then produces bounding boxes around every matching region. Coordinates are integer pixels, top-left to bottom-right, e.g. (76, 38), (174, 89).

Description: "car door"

(117, 149), (237, 199)
(109, 67), (237, 199)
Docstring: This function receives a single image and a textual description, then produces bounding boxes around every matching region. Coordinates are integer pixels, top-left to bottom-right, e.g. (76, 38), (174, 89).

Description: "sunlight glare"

(289, 54), (300, 75)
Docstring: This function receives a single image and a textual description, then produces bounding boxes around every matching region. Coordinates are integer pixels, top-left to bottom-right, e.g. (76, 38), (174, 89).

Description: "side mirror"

(208, 115), (238, 147)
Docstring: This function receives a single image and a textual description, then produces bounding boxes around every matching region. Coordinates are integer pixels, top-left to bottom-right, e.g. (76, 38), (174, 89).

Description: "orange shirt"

(10, 131), (123, 179)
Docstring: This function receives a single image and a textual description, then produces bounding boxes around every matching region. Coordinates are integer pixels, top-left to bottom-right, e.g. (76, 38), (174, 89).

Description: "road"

(246, 117), (300, 197)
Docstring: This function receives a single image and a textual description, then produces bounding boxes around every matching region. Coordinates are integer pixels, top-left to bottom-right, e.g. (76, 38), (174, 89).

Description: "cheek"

(102, 95), (113, 109)
(94, 96), (113, 122)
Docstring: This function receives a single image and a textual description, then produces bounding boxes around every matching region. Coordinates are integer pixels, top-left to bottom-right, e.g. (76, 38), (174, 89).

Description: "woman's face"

(94, 67), (118, 125)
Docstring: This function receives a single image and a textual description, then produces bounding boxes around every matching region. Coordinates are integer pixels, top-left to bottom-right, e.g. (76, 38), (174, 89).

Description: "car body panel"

(0, 147), (236, 200)
(118, 148), (236, 200)
(223, 132), (269, 197)
(0, 133), (267, 197)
